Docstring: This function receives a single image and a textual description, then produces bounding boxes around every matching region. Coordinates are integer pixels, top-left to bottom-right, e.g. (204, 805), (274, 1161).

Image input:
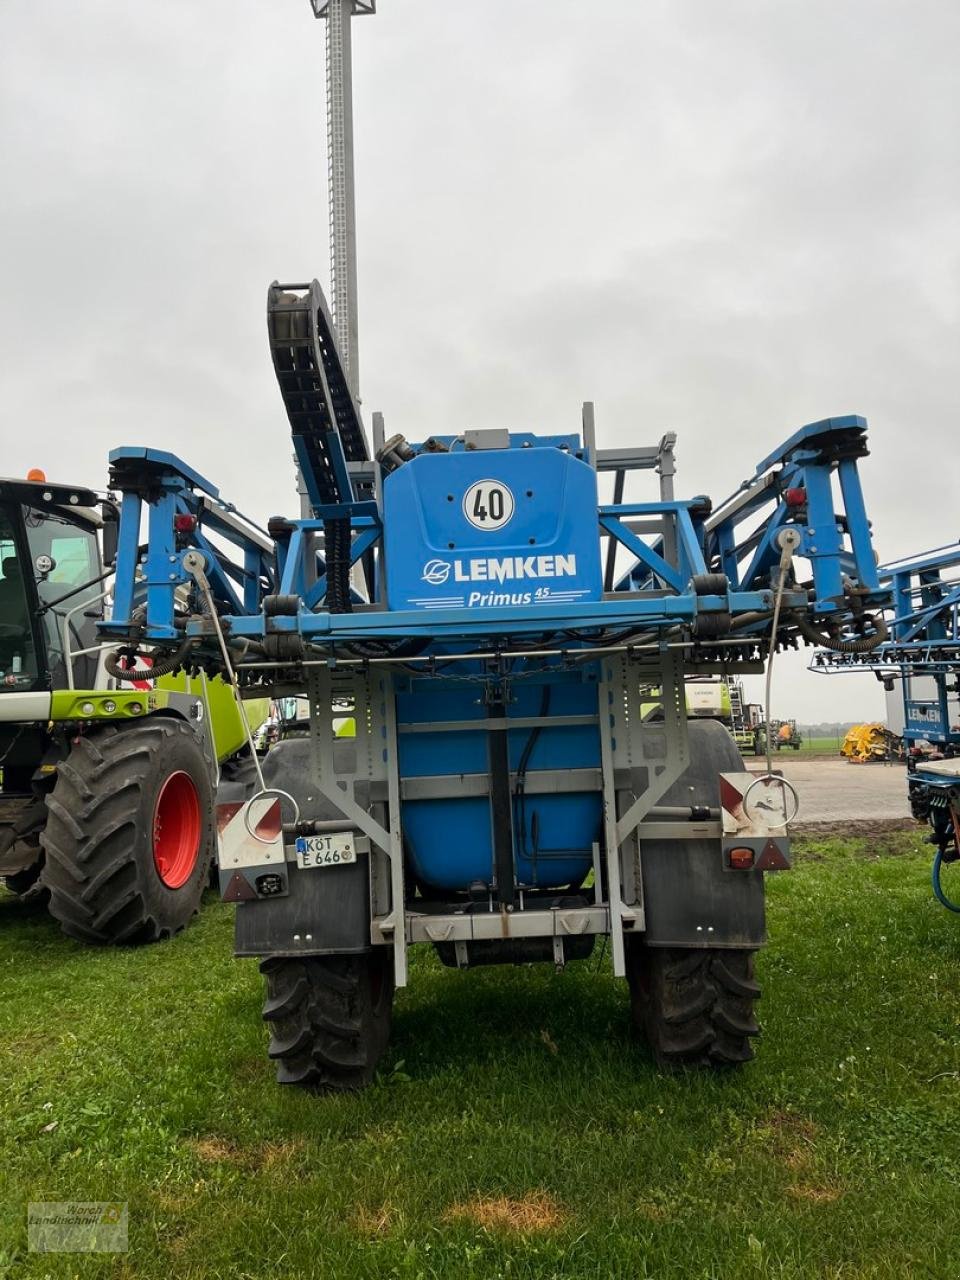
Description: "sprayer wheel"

(627, 944), (761, 1067)
(261, 951), (394, 1090)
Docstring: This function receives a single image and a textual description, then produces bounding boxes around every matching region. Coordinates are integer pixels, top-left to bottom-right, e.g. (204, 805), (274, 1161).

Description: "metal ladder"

(727, 679), (748, 741)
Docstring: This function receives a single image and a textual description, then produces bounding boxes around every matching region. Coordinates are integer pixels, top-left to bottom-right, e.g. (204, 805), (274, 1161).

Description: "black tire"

(41, 718), (214, 944)
(217, 745), (261, 801)
(3, 860), (46, 901)
(1, 798), (48, 902)
(626, 944), (760, 1067)
(260, 951), (394, 1089)
(627, 719), (761, 1067)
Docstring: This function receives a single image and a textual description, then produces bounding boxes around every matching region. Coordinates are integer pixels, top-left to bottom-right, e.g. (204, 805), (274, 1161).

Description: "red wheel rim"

(153, 771), (202, 889)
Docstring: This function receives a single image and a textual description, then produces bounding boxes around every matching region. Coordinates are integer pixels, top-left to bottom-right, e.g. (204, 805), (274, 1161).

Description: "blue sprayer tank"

(384, 444), (604, 891)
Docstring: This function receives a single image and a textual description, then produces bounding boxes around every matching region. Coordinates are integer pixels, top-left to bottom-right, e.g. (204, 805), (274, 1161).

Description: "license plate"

(294, 832), (356, 869)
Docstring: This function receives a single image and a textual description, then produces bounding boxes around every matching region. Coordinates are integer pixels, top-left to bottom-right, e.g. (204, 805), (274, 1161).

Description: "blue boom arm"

(102, 428), (885, 658)
(814, 542), (960, 912)
(99, 279), (885, 665)
(813, 541), (960, 750)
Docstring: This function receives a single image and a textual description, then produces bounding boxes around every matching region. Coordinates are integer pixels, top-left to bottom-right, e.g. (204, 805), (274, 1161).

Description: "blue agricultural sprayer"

(814, 543), (960, 911)
(100, 281), (888, 1086)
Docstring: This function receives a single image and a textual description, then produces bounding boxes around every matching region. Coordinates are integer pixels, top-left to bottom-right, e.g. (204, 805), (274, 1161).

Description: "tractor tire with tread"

(627, 943), (761, 1067)
(627, 719), (762, 1068)
(1, 798), (48, 902)
(40, 717), (214, 944)
(261, 951), (394, 1089)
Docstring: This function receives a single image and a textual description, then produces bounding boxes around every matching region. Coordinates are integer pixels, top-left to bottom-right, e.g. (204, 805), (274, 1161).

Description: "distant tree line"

(796, 722), (859, 737)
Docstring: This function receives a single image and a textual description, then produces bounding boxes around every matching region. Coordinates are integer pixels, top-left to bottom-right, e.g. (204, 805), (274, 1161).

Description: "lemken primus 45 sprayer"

(96, 278), (888, 1087)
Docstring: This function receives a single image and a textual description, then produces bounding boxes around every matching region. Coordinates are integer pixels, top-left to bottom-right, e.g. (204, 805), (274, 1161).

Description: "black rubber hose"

(794, 612), (888, 654)
(323, 518), (353, 614)
(514, 685), (551, 872)
(344, 639), (430, 659)
(105, 639), (196, 683)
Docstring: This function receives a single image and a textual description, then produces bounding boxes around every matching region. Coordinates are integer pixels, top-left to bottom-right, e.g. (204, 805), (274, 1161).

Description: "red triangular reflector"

(222, 871), (258, 902)
(756, 838), (790, 871)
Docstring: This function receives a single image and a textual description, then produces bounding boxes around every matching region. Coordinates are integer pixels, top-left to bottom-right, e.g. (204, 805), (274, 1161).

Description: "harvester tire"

(41, 718), (214, 944)
(626, 944), (760, 1067)
(260, 951), (394, 1089)
(1, 798), (48, 902)
(217, 746), (261, 797)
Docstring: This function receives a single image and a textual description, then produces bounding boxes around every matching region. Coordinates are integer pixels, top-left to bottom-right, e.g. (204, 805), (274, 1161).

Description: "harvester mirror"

(101, 503), (119, 567)
(34, 554), (54, 579)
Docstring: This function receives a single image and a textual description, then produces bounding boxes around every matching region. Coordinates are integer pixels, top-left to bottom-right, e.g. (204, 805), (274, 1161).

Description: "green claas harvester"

(0, 471), (266, 943)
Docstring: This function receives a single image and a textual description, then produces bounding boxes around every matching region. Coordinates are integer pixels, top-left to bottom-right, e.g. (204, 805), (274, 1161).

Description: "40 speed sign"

(463, 479), (515, 531)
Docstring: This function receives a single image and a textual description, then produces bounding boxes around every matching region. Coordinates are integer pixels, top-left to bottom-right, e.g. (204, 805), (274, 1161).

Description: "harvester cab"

(0, 475), (114, 697)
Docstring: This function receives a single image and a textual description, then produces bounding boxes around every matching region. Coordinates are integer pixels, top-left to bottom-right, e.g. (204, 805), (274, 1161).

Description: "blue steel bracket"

(601, 502), (708, 594)
(270, 514), (382, 608)
(814, 544), (960, 670)
(812, 543), (960, 751)
(702, 415), (883, 614)
(103, 448), (276, 641)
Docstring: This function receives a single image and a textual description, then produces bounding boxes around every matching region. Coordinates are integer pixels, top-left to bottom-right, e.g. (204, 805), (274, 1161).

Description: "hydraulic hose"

(763, 537), (795, 777)
(323, 517), (353, 614)
(106, 639), (196, 683)
(794, 613), (888, 653)
(932, 850), (960, 913)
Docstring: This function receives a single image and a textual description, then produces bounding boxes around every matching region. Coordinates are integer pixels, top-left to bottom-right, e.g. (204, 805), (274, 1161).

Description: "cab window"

(22, 508), (101, 687)
(0, 506), (39, 691)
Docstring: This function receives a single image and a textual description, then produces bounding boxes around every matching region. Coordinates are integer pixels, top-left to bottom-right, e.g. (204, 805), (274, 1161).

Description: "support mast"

(308, 1), (375, 402)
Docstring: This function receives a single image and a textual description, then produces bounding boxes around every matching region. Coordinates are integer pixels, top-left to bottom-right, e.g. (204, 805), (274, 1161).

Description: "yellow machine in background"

(841, 723), (902, 763)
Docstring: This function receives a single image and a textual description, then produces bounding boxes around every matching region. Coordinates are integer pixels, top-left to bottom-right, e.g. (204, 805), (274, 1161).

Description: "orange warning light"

(26, 468), (46, 482)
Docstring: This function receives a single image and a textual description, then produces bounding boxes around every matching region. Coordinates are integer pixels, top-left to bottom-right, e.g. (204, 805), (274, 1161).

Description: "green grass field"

(794, 736), (843, 755)
(750, 736), (842, 757)
(2, 832), (960, 1279)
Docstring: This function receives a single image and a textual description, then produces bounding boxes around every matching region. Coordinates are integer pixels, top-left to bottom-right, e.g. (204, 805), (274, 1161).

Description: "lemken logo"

(421, 554), (577, 585)
(906, 705), (941, 725)
(421, 559), (452, 585)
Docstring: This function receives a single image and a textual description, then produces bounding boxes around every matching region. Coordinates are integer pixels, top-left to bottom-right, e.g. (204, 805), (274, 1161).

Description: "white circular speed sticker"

(463, 479), (515, 531)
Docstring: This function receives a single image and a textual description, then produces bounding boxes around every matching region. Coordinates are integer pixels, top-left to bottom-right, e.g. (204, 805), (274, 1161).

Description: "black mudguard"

(639, 720), (766, 949)
(234, 739), (373, 958)
(235, 858), (371, 957)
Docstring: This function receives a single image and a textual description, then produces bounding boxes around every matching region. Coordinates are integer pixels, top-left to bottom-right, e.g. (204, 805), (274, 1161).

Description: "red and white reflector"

(216, 795), (287, 902)
(719, 772), (792, 873)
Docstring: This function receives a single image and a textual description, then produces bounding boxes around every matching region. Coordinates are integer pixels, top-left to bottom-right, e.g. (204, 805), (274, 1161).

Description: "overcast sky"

(1, 0), (957, 720)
